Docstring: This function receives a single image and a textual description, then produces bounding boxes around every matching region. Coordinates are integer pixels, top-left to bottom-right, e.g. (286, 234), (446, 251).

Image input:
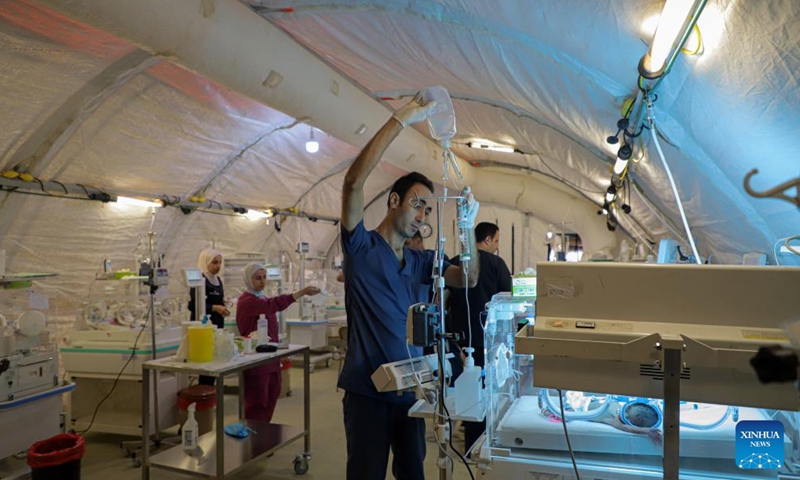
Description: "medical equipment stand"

(660, 340), (682, 480)
(424, 153), (472, 480)
(121, 231), (172, 463)
(291, 242), (333, 369)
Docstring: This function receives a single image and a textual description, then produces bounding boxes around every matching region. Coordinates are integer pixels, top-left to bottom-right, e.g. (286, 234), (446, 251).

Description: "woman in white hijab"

(188, 248), (230, 329)
(236, 262), (319, 422)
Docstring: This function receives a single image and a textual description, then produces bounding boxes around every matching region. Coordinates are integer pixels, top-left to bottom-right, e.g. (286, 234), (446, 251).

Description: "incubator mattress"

(496, 395), (785, 459)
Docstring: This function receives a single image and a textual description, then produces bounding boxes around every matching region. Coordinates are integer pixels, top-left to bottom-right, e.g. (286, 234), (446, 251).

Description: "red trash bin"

(27, 434), (85, 480)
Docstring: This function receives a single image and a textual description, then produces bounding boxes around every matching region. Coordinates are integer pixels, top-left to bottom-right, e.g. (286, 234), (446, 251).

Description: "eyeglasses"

(407, 193), (432, 217)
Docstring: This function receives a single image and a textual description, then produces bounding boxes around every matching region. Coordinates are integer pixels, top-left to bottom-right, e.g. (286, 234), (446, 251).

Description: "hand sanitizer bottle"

(257, 314), (269, 345)
(183, 402), (199, 455)
(455, 347), (483, 415)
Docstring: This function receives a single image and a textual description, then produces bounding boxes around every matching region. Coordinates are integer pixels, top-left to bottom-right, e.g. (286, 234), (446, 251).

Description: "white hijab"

(198, 248), (223, 286)
(244, 262), (267, 297)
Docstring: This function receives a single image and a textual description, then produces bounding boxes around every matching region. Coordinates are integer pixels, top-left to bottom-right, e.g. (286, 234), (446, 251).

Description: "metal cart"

(141, 345), (311, 479)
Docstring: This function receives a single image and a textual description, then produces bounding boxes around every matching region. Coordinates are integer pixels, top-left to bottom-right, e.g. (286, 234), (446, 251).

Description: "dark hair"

(624, 403), (659, 428)
(475, 222), (499, 243)
(387, 172), (434, 209)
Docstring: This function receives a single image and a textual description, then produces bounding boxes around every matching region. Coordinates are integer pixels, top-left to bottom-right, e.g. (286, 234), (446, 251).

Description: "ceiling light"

(605, 185), (617, 203)
(116, 196), (162, 208)
(639, 0), (707, 79)
(305, 128), (319, 154)
(245, 209), (270, 220)
(467, 141), (515, 153)
(613, 157), (630, 175)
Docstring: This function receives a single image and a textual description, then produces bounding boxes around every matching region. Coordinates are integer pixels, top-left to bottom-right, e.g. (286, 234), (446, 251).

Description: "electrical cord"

(773, 236), (800, 266)
(442, 401), (476, 480)
(785, 236), (800, 256)
(557, 389), (582, 480)
(75, 304), (152, 435)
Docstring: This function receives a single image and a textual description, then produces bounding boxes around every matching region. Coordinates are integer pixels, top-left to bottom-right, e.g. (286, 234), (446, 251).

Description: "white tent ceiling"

(0, 0), (798, 325)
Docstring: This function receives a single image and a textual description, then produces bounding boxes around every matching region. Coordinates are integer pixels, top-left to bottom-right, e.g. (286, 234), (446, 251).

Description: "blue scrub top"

(338, 221), (450, 403)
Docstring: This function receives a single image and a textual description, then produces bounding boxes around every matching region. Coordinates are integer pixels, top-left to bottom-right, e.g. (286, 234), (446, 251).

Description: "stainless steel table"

(141, 345), (311, 479)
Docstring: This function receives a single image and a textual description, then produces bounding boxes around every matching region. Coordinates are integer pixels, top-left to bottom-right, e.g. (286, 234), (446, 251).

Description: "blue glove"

(224, 422), (256, 438)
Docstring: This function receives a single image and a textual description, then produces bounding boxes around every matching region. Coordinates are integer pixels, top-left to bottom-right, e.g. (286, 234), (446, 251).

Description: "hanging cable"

(645, 97), (701, 264)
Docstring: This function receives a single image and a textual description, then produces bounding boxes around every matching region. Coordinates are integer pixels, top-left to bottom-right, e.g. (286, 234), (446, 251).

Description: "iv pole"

(423, 149), (468, 480)
(146, 230), (161, 444)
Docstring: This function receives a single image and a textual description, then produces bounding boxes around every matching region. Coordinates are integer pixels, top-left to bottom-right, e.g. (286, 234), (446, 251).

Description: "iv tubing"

(647, 99), (701, 264)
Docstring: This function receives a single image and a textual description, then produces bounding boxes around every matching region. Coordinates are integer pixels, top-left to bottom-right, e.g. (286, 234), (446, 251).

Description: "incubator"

(477, 263), (800, 480)
(60, 273), (183, 436)
(0, 279), (74, 461)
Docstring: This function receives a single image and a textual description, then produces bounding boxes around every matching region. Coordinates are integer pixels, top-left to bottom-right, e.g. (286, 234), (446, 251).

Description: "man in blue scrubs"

(339, 93), (480, 480)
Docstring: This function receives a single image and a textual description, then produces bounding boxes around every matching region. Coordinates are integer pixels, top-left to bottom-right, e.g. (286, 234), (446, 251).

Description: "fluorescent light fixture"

(605, 185), (617, 203)
(639, 0), (706, 79)
(116, 196), (161, 208)
(305, 128), (319, 154)
(245, 209), (270, 220)
(613, 143), (633, 175)
(613, 157), (629, 175)
(467, 140), (515, 153)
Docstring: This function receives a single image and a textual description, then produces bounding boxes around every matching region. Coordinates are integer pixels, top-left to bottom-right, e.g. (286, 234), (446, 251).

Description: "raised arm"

(341, 119), (403, 232)
(341, 94), (440, 232)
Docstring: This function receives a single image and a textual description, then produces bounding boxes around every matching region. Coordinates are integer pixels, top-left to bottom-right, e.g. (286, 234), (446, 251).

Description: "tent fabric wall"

(0, 0), (798, 339)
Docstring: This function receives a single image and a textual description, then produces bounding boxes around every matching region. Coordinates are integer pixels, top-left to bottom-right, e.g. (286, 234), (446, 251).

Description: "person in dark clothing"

(188, 248), (230, 328)
(339, 93), (480, 480)
(188, 248), (229, 386)
(448, 222), (512, 454)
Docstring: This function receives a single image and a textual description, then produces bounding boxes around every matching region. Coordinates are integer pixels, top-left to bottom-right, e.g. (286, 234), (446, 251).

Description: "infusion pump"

(372, 353), (452, 393)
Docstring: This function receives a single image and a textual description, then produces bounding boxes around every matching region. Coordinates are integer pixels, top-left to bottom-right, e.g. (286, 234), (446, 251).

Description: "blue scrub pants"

(343, 391), (426, 480)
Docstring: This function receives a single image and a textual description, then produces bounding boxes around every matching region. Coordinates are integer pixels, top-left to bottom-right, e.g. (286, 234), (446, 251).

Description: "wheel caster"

(333, 352), (341, 361)
(293, 455), (309, 475)
(133, 458), (142, 468)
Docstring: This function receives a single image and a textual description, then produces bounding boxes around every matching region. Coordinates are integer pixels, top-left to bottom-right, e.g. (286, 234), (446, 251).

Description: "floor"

(0, 363), (475, 480)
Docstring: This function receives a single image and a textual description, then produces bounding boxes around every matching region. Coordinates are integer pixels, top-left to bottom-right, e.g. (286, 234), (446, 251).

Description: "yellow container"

(188, 324), (214, 363)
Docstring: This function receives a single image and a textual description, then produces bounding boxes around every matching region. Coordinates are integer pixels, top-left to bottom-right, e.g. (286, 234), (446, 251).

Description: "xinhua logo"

(736, 420), (784, 469)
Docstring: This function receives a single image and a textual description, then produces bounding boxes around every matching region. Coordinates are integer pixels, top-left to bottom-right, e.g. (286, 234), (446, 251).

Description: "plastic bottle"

(454, 347), (483, 414)
(183, 402), (199, 455)
(257, 314), (269, 346)
(420, 86), (456, 147)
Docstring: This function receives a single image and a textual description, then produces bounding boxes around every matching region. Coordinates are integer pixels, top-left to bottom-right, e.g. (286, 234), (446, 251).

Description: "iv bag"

(421, 86), (456, 146)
